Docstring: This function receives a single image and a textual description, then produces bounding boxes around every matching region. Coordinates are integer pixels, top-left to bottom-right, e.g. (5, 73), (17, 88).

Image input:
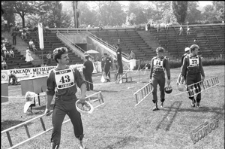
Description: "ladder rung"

(6, 131), (13, 147)
(40, 117), (46, 131)
(24, 124), (31, 138)
(8, 119), (71, 149)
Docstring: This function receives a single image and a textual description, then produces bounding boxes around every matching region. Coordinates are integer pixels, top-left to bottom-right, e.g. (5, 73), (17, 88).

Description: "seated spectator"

(1, 60), (7, 70)
(2, 44), (7, 57)
(46, 52), (52, 65)
(29, 39), (34, 50)
(9, 48), (14, 58)
(8, 72), (18, 85)
(32, 44), (37, 52)
(129, 50), (136, 59)
(6, 50), (10, 58)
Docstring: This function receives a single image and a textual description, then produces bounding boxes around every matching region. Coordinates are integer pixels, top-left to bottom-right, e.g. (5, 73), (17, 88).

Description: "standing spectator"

(29, 39), (34, 50)
(83, 54), (94, 91)
(25, 47), (33, 63)
(11, 30), (17, 45)
(46, 52), (52, 65)
(102, 53), (112, 82)
(9, 48), (14, 58)
(115, 43), (123, 82)
(187, 26), (190, 35)
(179, 25), (183, 35)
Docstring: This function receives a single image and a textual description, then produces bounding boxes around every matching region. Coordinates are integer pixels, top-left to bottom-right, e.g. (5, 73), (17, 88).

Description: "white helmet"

(177, 83), (186, 92)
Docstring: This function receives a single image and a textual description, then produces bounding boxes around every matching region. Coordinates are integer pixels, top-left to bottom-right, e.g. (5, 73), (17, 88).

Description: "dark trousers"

(13, 37), (16, 45)
(151, 74), (165, 103)
(104, 67), (110, 81)
(186, 74), (201, 103)
(84, 73), (93, 90)
(51, 100), (83, 146)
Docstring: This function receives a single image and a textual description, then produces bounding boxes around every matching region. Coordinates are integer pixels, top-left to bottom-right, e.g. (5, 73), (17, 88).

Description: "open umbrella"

(86, 49), (99, 54)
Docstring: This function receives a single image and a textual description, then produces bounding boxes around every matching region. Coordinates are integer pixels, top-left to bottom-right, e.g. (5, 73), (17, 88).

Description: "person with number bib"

(44, 47), (87, 149)
(149, 47), (171, 111)
(181, 44), (205, 108)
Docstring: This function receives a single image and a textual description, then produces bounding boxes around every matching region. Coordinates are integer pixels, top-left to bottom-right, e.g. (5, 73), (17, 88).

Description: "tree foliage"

(186, 2), (203, 23)
(172, 1), (188, 24)
(2, 1), (39, 27)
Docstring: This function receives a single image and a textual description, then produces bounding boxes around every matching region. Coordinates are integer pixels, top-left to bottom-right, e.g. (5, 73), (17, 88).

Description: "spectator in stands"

(129, 50), (136, 59)
(2, 43), (7, 57)
(46, 52), (52, 65)
(165, 23), (169, 31)
(179, 25), (183, 35)
(25, 47), (33, 63)
(29, 39), (34, 50)
(6, 50), (10, 58)
(187, 26), (190, 35)
(83, 54), (94, 91)
(1, 59), (7, 70)
(21, 30), (27, 40)
(9, 48), (14, 58)
(11, 30), (17, 45)
(32, 44), (37, 52)
(9, 23), (13, 33)
(8, 71), (18, 85)
(157, 24), (160, 32)
(4, 19), (8, 32)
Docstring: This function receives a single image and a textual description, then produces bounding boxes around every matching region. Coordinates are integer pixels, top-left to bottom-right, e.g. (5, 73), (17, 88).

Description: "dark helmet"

(165, 85), (173, 94)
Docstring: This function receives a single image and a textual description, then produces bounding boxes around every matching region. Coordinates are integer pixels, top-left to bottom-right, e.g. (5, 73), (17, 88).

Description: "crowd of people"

(1, 36), (15, 70)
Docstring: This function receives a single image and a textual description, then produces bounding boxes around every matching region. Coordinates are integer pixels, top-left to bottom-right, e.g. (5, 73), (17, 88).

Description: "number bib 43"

(55, 69), (74, 89)
(189, 58), (199, 66)
(153, 59), (163, 68)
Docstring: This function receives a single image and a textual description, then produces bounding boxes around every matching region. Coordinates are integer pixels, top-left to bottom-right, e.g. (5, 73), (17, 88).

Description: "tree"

(2, 1), (39, 28)
(172, 1), (188, 24)
(1, 1), (15, 25)
(72, 1), (79, 28)
(94, 1), (126, 26)
(128, 2), (147, 24)
(186, 2), (203, 23)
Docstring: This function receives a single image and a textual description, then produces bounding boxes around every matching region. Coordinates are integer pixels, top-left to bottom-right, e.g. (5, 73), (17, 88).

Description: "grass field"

(1, 65), (224, 149)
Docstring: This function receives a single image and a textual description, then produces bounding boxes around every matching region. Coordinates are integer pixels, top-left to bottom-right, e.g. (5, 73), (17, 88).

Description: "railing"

(86, 31), (130, 61)
(56, 31), (85, 60)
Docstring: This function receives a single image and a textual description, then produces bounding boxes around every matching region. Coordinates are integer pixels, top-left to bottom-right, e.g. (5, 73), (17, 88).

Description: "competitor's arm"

(199, 57), (205, 81)
(74, 69), (87, 101)
(164, 58), (171, 85)
(45, 70), (55, 115)
(181, 57), (187, 83)
(149, 58), (154, 81)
